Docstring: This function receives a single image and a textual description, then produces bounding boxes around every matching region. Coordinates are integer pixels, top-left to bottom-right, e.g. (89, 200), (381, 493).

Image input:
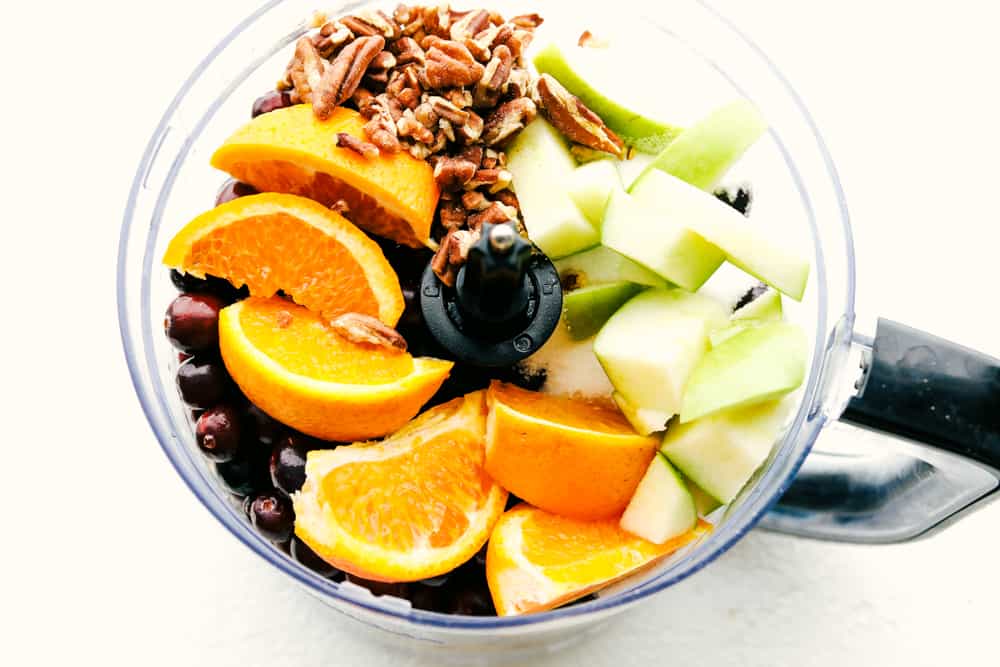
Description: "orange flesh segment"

(491, 383), (637, 435)
(236, 296), (412, 384)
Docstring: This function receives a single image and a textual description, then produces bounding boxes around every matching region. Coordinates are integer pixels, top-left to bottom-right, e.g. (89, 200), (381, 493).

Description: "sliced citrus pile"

(218, 296), (451, 441)
(211, 105), (438, 248)
(485, 382), (658, 520)
(486, 504), (710, 616)
(163, 192), (404, 326)
(293, 391), (507, 582)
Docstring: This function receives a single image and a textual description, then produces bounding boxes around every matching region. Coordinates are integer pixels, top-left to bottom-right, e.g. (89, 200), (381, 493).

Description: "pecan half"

(428, 95), (469, 125)
(330, 313), (407, 352)
(449, 9), (491, 41)
(431, 229), (480, 286)
(425, 40), (485, 88)
(336, 132), (379, 159)
(511, 13), (545, 29)
(342, 10), (399, 39)
(482, 97), (537, 146)
(467, 201), (517, 231)
(314, 21), (354, 58)
(315, 35), (386, 119)
(391, 36), (426, 65)
(532, 74), (624, 157)
(288, 37), (326, 106)
(433, 156), (478, 190)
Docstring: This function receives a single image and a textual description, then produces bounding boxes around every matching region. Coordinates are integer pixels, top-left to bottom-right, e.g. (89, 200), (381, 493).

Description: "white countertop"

(6, 1), (1000, 664)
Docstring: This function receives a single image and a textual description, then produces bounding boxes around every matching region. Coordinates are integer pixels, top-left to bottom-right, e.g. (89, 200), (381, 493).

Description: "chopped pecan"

(488, 23), (514, 49)
(431, 229), (480, 287)
(420, 5), (453, 38)
(397, 112), (435, 144)
(474, 44), (512, 107)
(439, 200), (467, 232)
(363, 95), (400, 152)
(482, 97), (537, 146)
(449, 9), (491, 41)
(444, 87), (474, 109)
(533, 74), (624, 157)
(459, 145), (484, 166)
(505, 67), (531, 98)
(336, 132), (380, 159)
(439, 118), (456, 142)
(461, 190), (490, 211)
(413, 102), (439, 127)
(342, 9), (399, 39)
(494, 189), (520, 211)
(428, 95), (469, 125)
(467, 201), (517, 231)
(578, 30), (610, 48)
(314, 21), (353, 58)
(370, 50), (397, 70)
(330, 313), (407, 352)
(511, 13), (544, 29)
(391, 36), (425, 65)
(377, 92), (404, 121)
(425, 40), (485, 88)
(314, 35), (386, 119)
(352, 87), (376, 116)
(459, 111), (484, 143)
(465, 168), (512, 192)
(433, 156), (478, 190)
(363, 69), (390, 89)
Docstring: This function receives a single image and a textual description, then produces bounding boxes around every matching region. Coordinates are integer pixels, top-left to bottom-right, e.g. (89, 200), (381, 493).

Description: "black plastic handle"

(842, 318), (1000, 471)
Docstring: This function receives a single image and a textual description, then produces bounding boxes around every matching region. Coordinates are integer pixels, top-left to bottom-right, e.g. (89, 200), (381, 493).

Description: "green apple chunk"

(563, 281), (643, 341)
(567, 160), (621, 227)
(602, 188), (725, 291)
(708, 320), (760, 348)
(631, 170), (810, 300)
(594, 289), (728, 420)
(631, 99), (768, 191)
(661, 400), (791, 503)
(733, 287), (782, 321)
(681, 322), (806, 423)
(613, 391), (671, 436)
(533, 42), (682, 154)
(687, 478), (723, 517)
(507, 118), (599, 258)
(554, 245), (667, 289)
(620, 453), (697, 544)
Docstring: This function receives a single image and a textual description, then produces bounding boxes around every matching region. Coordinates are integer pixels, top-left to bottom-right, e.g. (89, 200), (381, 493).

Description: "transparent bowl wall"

(118, 0), (854, 657)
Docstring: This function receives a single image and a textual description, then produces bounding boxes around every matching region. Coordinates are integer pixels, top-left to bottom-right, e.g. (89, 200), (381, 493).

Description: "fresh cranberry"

(251, 90), (294, 118)
(245, 404), (284, 446)
(215, 179), (259, 207)
(249, 493), (295, 542)
(216, 453), (266, 497)
(269, 435), (312, 497)
(290, 537), (341, 578)
(176, 357), (231, 408)
(195, 404), (242, 462)
(168, 269), (248, 303)
(165, 294), (224, 353)
(449, 584), (495, 616)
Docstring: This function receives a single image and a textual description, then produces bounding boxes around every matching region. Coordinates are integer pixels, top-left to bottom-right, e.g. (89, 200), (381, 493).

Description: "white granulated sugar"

(519, 319), (614, 398)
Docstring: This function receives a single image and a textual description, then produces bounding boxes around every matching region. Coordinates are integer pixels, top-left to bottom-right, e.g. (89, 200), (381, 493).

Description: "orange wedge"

(218, 297), (451, 441)
(163, 192), (404, 326)
(293, 392), (507, 582)
(211, 105), (438, 248)
(485, 382), (658, 520)
(486, 504), (710, 616)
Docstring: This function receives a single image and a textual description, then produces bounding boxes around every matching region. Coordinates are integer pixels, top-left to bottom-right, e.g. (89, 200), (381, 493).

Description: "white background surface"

(3, 1), (1000, 665)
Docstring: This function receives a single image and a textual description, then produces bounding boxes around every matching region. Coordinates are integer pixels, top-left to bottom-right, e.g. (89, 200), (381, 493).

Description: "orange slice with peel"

(485, 382), (658, 520)
(293, 391), (508, 582)
(218, 296), (451, 442)
(211, 105), (439, 248)
(163, 192), (405, 326)
(486, 504), (711, 616)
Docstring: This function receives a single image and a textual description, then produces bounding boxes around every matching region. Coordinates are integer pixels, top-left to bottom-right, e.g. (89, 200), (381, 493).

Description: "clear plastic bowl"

(117, 0), (854, 660)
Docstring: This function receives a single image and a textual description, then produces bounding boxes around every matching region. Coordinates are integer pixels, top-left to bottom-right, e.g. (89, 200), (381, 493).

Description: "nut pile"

(280, 5), (624, 284)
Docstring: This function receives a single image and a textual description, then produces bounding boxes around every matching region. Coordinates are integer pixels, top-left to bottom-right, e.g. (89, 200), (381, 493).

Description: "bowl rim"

(117, 0), (856, 631)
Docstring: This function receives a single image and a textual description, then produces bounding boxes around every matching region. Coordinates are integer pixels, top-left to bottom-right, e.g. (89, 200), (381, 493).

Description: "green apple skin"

(533, 43), (682, 154)
(554, 245), (667, 289)
(563, 281), (643, 341)
(619, 453), (697, 544)
(630, 99), (768, 192)
(602, 188), (725, 291)
(567, 160), (621, 227)
(661, 399), (791, 504)
(686, 477), (723, 517)
(507, 118), (599, 258)
(681, 321), (806, 423)
(732, 287), (782, 321)
(612, 391), (671, 436)
(708, 320), (758, 348)
(594, 289), (728, 420)
(631, 170), (810, 300)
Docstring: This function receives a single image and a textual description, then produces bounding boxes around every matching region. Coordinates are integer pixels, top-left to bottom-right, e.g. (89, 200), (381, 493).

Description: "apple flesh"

(708, 320), (759, 348)
(602, 188), (725, 291)
(612, 391), (671, 436)
(594, 289), (727, 420)
(681, 321), (806, 423)
(563, 281), (643, 341)
(661, 399), (791, 504)
(620, 453), (697, 544)
(631, 170), (810, 300)
(630, 99), (767, 191)
(533, 42), (682, 154)
(686, 477), (723, 517)
(554, 245), (667, 289)
(732, 286), (782, 321)
(567, 160), (621, 227)
(507, 118), (599, 258)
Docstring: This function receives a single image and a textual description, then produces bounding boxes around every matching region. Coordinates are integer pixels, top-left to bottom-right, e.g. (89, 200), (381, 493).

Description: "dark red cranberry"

(168, 269), (248, 303)
(252, 90), (294, 118)
(216, 455), (261, 497)
(165, 294), (224, 353)
(409, 584), (445, 612)
(450, 584), (495, 616)
(215, 179), (259, 207)
(290, 537), (341, 578)
(249, 493), (295, 542)
(176, 357), (231, 408)
(178, 352), (192, 363)
(196, 404), (242, 462)
(269, 435), (311, 496)
(345, 574), (410, 598)
(246, 404), (284, 446)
